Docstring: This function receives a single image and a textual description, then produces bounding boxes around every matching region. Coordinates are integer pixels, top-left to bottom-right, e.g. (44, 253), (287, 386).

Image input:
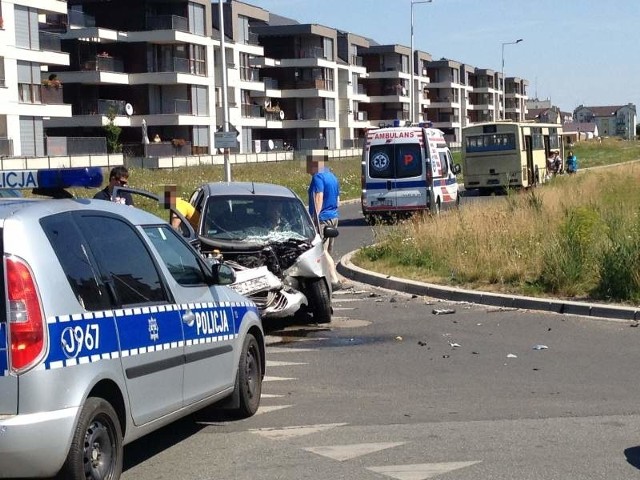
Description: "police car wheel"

(60, 397), (123, 480)
(308, 278), (332, 324)
(235, 333), (263, 418)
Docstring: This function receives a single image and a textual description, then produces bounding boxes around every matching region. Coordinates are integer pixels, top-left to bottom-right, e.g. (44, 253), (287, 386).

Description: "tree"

(104, 107), (122, 153)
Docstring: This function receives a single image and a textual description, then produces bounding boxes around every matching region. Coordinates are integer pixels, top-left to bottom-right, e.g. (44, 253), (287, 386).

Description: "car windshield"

(201, 194), (316, 243)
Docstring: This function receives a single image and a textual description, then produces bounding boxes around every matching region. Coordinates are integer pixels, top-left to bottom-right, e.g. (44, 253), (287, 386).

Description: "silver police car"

(0, 168), (265, 479)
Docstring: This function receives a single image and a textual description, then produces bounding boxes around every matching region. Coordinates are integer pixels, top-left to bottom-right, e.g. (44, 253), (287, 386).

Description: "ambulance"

(361, 125), (461, 223)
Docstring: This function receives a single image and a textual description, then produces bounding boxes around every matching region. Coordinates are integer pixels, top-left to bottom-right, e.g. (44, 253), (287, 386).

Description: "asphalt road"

(119, 199), (640, 480)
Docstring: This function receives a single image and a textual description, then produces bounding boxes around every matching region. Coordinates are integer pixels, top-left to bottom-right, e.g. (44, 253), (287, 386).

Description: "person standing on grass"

(566, 150), (578, 174)
(93, 166), (134, 205)
(307, 157), (342, 289)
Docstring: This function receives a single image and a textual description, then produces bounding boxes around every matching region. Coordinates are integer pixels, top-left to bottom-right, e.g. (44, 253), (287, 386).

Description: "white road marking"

(256, 405), (292, 415)
(260, 393), (285, 398)
(267, 360), (308, 367)
(304, 442), (405, 461)
(250, 423), (348, 440)
(331, 298), (368, 303)
(367, 461), (481, 480)
(264, 375), (297, 382)
(268, 347), (314, 353)
(332, 307), (356, 311)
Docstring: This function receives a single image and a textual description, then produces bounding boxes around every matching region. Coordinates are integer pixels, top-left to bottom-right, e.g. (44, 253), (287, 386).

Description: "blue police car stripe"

(42, 301), (258, 372)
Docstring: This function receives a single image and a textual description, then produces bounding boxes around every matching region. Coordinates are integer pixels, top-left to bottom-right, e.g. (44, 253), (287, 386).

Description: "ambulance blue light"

(0, 167), (103, 190)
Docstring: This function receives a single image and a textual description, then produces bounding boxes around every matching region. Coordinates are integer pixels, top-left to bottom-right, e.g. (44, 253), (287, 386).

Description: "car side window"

(41, 213), (112, 311)
(76, 214), (169, 306)
(143, 225), (208, 286)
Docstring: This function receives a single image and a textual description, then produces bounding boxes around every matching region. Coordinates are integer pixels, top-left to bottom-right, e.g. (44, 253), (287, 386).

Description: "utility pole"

(219, 0), (231, 181)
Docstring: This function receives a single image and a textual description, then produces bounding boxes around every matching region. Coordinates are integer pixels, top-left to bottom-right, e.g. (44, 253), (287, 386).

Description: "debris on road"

(432, 308), (456, 315)
(448, 341), (461, 348)
(418, 340), (427, 346)
(395, 336), (403, 341)
(532, 344), (548, 350)
(506, 353), (518, 358)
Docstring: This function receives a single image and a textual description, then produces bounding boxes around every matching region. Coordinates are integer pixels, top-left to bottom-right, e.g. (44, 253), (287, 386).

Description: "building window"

(17, 61), (41, 104)
(189, 44), (206, 75)
(187, 2), (205, 36)
(323, 37), (334, 61)
(15, 6), (39, 50)
(0, 58), (5, 87)
(237, 15), (249, 44)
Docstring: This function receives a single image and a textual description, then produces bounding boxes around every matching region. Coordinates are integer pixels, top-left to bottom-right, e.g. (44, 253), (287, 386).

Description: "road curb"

(337, 250), (640, 322)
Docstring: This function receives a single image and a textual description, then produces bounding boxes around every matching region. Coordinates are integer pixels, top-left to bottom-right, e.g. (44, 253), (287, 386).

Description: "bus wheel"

(364, 214), (377, 226)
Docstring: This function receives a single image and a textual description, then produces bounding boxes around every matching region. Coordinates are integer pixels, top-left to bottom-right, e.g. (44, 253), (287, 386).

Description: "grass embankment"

(70, 156), (363, 217)
(356, 164), (640, 304)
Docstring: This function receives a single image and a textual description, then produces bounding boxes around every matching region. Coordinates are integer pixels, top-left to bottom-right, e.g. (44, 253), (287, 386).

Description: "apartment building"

(0, 0), (71, 157)
(336, 31), (370, 147)
(0, 0), (533, 160)
(574, 103), (636, 139)
(45, 0), (216, 157)
(504, 76), (528, 122)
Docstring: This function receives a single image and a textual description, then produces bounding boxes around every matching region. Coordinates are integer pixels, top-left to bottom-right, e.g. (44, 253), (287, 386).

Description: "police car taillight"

(6, 256), (46, 373)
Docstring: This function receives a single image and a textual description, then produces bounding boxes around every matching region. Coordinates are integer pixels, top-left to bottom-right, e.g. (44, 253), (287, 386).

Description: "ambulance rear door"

(365, 138), (426, 213)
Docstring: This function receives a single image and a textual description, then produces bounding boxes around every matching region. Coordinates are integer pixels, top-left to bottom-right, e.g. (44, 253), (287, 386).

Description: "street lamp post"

(410, 0), (432, 124)
(500, 38), (522, 120)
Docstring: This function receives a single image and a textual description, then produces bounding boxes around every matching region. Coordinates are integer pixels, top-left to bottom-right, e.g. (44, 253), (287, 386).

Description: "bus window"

(439, 151), (449, 175)
(465, 133), (516, 152)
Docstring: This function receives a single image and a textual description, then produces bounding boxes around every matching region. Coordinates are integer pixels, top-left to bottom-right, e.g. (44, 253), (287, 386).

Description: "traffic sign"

(214, 131), (239, 149)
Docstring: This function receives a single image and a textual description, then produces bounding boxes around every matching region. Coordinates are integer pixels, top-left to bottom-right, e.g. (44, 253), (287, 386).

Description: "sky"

(247, 0), (640, 113)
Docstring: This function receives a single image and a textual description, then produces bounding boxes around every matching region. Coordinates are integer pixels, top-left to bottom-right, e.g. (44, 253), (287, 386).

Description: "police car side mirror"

(452, 164), (462, 175)
(323, 226), (339, 238)
(210, 262), (236, 286)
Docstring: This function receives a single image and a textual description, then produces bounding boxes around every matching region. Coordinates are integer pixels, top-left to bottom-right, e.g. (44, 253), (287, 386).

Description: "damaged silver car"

(188, 182), (338, 324)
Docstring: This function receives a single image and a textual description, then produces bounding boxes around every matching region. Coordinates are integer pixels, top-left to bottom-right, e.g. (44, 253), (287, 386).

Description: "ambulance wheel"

(59, 397), (123, 480)
(433, 199), (441, 216)
(308, 278), (332, 324)
(234, 333), (262, 418)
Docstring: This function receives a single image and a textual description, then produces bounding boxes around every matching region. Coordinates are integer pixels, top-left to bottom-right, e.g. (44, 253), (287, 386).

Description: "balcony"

(81, 55), (125, 73)
(264, 77), (279, 90)
(0, 138), (14, 157)
(297, 46), (324, 59)
(351, 55), (363, 67)
(159, 99), (192, 115)
(78, 99), (128, 116)
(240, 67), (260, 82)
(68, 10), (96, 28)
(41, 84), (64, 104)
(294, 79), (334, 91)
(146, 15), (188, 33)
(39, 31), (62, 52)
(155, 57), (190, 74)
(241, 104), (263, 118)
(296, 108), (332, 121)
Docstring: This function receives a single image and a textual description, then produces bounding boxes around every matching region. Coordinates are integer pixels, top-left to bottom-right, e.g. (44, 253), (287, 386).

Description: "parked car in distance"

(0, 168), (265, 480)
(188, 182), (338, 324)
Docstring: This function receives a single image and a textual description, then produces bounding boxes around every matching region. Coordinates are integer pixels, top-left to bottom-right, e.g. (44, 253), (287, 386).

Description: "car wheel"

(59, 397), (122, 480)
(234, 333), (262, 418)
(307, 278), (332, 324)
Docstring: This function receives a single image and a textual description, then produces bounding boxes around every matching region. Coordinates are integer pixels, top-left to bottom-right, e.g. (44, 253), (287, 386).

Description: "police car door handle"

(182, 310), (196, 327)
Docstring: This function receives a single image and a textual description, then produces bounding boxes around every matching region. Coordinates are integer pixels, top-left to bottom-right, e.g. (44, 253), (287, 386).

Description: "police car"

(0, 168), (265, 480)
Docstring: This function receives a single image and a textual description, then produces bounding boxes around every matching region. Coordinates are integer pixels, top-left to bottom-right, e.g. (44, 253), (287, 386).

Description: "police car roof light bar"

(0, 167), (104, 190)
